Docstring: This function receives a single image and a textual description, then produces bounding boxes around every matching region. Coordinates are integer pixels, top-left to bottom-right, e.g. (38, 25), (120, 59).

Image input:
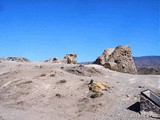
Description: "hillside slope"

(133, 56), (160, 67)
(0, 61), (159, 120)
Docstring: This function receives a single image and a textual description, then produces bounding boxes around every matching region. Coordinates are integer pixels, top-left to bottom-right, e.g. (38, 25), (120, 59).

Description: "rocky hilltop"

(0, 57), (30, 62)
(94, 46), (137, 74)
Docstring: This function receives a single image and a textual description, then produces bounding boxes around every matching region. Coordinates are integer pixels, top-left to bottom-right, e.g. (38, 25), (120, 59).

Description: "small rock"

(56, 79), (67, 84)
(80, 79), (84, 81)
(126, 95), (130, 97)
(90, 94), (99, 98)
(49, 73), (56, 77)
(40, 74), (46, 77)
(79, 65), (84, 68)
(90, 93), (103, 99)
(55, 94), (61, 98)
(138, 86), (144, 88)
(79, 98), (89, 103)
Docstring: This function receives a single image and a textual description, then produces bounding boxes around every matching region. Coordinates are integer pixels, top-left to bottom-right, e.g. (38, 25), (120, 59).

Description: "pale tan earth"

(0, 61), (159, 120)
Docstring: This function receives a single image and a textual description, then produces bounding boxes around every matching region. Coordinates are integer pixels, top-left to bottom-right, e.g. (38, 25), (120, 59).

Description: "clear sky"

(0, 0), (159, 62)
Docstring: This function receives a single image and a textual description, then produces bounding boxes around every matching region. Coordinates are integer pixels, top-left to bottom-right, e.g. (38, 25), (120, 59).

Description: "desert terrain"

(0, 61), (159, 120)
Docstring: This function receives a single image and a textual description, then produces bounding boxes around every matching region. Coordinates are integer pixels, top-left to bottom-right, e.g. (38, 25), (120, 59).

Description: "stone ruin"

(45, 54), (77, 64)
(93, 45), (137, 74)
(140, 89), (160, 118)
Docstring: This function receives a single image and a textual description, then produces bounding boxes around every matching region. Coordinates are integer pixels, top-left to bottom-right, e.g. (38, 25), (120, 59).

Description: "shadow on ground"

(127, 102), (140, 113)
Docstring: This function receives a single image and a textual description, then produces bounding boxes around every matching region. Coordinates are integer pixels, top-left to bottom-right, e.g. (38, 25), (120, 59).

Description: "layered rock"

(94, 46), (137, 74)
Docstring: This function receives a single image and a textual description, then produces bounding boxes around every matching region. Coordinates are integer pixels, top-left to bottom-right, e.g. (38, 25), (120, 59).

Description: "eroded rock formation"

(63, 54), (77, 64)
(94, 46), (137, 74)
(45, 54), (77, 64)
(94, 48), (114, 65)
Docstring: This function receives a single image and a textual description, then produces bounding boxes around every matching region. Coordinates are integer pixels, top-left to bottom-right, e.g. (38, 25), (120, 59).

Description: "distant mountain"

(133, 56), (160, 68)
(133, 56), (160, 75)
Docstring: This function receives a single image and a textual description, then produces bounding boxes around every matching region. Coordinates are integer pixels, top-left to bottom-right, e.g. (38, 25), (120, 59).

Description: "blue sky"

(0, 0), (159, 62)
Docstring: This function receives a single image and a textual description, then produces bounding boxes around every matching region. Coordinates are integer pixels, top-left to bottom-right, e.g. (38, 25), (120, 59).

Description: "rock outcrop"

(0, 57), (30, 62)
(94, 48), (115, 65)
(45, 54), (77, 64)
(63, 54), (77, 64)
(94, 46), (137, 74)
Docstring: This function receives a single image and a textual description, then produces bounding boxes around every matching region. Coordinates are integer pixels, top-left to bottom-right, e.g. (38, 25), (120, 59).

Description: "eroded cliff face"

(94, 46), (137, 74)
(94, 48), (115, 65)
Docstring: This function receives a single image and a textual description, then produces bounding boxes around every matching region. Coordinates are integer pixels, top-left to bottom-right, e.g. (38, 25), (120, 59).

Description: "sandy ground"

(0, 61), (159, 120)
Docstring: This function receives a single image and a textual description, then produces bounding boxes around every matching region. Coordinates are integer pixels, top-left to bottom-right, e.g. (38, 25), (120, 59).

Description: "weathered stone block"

(140, 89), (160, 118)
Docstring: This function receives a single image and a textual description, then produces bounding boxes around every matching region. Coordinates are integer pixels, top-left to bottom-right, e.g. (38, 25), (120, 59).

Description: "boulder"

(94, 46), (137, 74)
(88, 79), (110, 93)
